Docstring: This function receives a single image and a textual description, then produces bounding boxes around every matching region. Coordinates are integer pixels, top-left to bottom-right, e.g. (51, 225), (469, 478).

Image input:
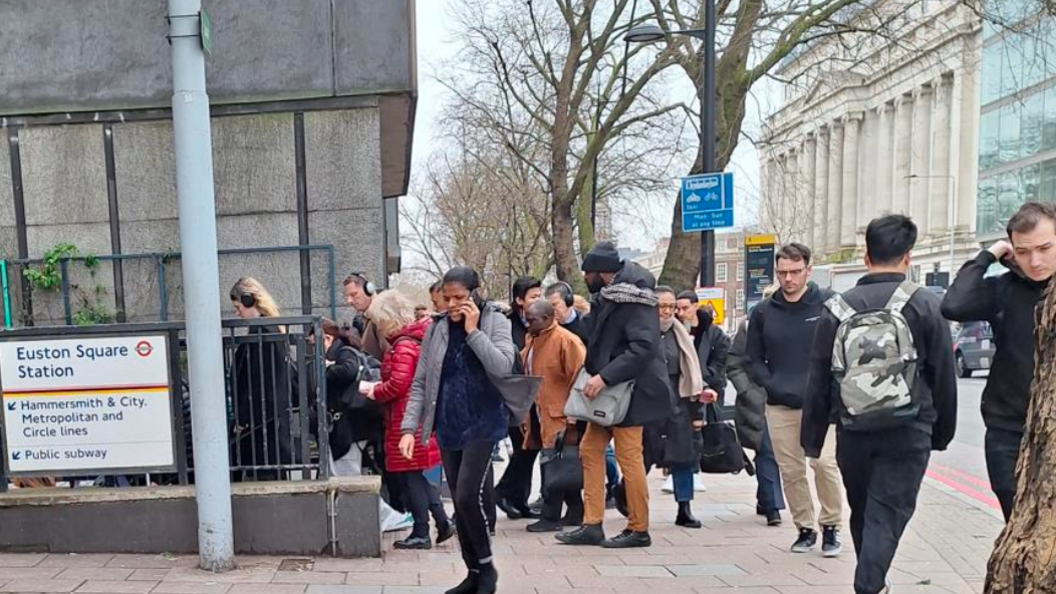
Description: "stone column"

(929, 77), (951, 235)
(892, 94), (914, 215)
(876, 103), (894, 215)
(814, 127), (830, 254)
(803, 134), (817, 247)
(910, 85), (933, 227)
(826, 121), (844, 252)
(857, 111), (876, 229)
(841, 113), (862, 247)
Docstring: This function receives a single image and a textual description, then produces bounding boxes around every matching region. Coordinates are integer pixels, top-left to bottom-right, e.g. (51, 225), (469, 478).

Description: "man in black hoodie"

(557, 241), (670, 549)
(746, 243), (844, 557)
(803, 215), (957, 594)
(941, 201), (1056, 521)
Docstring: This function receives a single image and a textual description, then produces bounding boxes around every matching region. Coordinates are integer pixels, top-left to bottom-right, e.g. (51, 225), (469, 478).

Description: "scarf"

(659, 316), (705, 399)
(601, 282), (659, 306)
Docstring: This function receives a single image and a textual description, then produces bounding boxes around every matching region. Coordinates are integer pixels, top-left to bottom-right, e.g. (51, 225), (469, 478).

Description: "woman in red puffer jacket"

(363, 291), (453, 550)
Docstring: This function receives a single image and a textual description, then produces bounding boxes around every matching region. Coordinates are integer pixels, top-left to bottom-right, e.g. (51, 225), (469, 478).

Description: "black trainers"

(444, 569), (478, 594)
(526, 519), (564, 533)
(766, 510), (782, 527)
(393, 535), (431, 550)
(477, 562), (499, 594)
(436, 522), (456, 545)
(601, 529), (652, 549)
(791, 528), (817, 553)
(555, 524), (605, 546)
(822, 525), (843, 557)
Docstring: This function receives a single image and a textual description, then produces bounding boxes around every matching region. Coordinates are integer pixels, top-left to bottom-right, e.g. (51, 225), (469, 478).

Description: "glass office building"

(978, 1), (1056, 238)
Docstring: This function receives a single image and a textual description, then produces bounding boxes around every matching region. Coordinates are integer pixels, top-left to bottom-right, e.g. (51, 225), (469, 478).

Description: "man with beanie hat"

(556, 242), (671, 549)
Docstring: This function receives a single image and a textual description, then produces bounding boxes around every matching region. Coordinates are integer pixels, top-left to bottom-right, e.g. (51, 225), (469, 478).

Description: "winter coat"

(230, 324), (297, 469)
(560, 310), (591, 347)
(803, 273), (958, 456)
(746, 282), (834, 410)
(356, 313), (392, 361)
(322, 339), (364, 460)
(583, 261), (670, 428)
(941, 251), (1048, 434)
(691, 311), (731, 399)
(508, 309), (530, 353)
(372, 318), (442, 472)
(522, 324), (586, 449)
(728, 318), (766, 451)
(401, 306), (540, 444)
(644, 327), (702, 469)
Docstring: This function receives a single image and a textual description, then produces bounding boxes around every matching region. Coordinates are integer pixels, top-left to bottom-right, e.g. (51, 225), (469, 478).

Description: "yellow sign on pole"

(695, 287), (725, 326)
(745, 234), (778, 246)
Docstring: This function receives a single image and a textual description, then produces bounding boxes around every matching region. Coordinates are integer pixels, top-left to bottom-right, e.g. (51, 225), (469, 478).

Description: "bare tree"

(437, 0), (690, 290)
(652, 0), (925, 288)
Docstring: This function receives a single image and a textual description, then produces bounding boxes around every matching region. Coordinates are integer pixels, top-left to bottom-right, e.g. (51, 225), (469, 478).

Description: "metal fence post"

(167, 0), (234, 572)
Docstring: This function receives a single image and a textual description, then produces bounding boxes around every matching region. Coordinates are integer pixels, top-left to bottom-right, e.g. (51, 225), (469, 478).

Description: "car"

(953, 321), (995, 378)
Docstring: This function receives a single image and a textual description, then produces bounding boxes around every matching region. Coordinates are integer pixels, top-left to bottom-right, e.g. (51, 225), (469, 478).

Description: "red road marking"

(929, 462), (994, 490)
(925, 465), (1001, 510)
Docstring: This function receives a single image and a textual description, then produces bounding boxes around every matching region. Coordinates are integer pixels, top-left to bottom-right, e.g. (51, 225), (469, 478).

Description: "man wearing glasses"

(746, 243), (844, 557)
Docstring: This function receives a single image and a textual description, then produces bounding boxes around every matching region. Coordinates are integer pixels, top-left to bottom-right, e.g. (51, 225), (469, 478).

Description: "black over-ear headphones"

(350, 272), (377, 296)
(239, 292), (256, 308)
(552, 281), (574, 307)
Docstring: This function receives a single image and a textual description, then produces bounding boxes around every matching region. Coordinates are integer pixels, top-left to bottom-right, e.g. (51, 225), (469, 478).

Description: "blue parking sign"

(681, 172), (734, 232)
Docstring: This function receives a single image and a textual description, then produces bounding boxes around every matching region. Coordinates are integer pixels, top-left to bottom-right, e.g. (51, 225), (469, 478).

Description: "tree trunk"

(986, 283), (1056, 593)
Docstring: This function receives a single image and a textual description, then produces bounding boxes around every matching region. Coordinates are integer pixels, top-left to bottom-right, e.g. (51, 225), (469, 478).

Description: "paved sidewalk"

(0, 470), (1002, 594)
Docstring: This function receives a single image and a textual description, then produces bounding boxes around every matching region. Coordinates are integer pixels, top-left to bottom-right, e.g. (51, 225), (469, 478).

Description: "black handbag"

(699, 404), (745, 474)
(540, 432), (583, 500)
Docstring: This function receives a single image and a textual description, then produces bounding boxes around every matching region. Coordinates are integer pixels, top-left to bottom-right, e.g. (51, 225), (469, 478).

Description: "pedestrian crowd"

(225, 201), (1056, 594)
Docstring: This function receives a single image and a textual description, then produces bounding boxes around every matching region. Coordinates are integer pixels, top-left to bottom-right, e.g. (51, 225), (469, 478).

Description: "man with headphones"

(545, 281), (589, 346)
(344, 272), (390, 360)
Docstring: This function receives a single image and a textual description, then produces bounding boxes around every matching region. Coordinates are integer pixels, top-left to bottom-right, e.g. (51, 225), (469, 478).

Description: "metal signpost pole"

(166, 0), (234, 571)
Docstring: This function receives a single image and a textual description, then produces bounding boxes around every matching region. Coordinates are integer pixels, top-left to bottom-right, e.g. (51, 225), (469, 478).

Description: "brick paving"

(0, 470), (1003, 593)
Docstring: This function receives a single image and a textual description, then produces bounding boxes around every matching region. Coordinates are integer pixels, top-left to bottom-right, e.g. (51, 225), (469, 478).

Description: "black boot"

(555, 524), (605, 546)
(477, 562), (499, 594)
(675, 502), (702, 529)
(445, 569), (479, 594)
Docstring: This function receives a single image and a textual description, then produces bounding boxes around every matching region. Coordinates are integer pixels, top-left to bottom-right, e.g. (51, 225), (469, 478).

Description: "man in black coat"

(941, 202), (1056, 521)
(556, 242), (670, 549)
(545, 282), (590, 347)
(803, 215), (957, 594)
(496, 276), (544, 520)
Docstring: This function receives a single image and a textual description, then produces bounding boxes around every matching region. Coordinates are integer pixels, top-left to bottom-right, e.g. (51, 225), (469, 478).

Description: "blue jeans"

(755, 422), (786, 512)
(671, 464), (696, 503)
(605, 443), (620, 493)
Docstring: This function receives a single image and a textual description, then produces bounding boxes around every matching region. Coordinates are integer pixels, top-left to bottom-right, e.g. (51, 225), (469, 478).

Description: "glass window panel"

(977, 176), (1000, 236)
(982, 41), (1004, 105)
(1022, 92), (1044, 159)
(1023, 163), (1041, 203)
(1044, 85), (1056, 151)
(980, 110), (1001, 171)
(1039, 158), (1056, 201)
(999, 102), (1023, 165)
(997, 171), (1026, 231)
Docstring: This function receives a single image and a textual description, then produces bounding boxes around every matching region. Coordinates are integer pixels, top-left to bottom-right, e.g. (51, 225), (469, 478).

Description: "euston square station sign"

(0, 335), (175, 474)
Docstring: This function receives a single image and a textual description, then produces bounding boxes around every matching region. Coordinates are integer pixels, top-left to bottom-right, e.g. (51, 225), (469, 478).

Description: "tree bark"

(986, 283), (1056, 593)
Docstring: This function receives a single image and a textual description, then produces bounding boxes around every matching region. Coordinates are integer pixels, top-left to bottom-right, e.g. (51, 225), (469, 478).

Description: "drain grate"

(279, 558), (314, 572)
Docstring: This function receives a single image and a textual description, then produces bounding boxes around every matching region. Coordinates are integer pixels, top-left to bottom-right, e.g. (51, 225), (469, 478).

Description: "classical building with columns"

(759, 0), (982, 281)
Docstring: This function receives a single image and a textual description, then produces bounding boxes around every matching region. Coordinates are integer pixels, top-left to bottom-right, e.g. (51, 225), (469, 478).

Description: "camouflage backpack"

(824, 280), (920, 429)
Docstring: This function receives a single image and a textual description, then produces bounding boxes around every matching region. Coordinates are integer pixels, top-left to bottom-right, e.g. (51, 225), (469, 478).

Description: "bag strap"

(825, 294), (857, 324)
(884, 280), (919, 315)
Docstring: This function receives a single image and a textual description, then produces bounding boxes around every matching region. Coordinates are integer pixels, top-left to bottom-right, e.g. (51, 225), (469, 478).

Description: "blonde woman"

(362, 291), (452, 550)
(229, 277), (294, 480)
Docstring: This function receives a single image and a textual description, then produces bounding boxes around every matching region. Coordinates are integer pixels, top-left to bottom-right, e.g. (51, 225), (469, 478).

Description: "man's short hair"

(776, 243), (812, 266)
(511, 276), (542, 302)
(655, 285), (676, 297)
(676, 290), (698, 303)
(866, 214), (918, 266)
(1007, 202), (1056, 237)
(429, 280), (443, 294)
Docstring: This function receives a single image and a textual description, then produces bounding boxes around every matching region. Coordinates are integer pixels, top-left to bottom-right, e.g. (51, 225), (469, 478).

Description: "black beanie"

(581, 241), (623, 273)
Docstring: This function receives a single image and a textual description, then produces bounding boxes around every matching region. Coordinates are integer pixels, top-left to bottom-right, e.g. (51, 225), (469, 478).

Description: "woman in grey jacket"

(399, 266), (521, 594)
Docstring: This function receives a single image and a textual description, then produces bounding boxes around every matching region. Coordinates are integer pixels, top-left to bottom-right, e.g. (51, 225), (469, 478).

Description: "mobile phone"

(470, 289), (485, 310)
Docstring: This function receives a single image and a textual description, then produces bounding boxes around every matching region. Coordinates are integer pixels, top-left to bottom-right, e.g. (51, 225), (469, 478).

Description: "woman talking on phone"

(399, 266), (517, 594)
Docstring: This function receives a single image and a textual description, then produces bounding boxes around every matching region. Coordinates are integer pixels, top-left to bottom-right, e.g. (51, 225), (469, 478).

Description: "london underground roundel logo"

(136, 340), (154, 357)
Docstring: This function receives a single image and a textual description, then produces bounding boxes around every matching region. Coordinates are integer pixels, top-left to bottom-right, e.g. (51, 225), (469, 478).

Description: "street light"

(906, 173), (958, 282)
(625, 2), (717, 287)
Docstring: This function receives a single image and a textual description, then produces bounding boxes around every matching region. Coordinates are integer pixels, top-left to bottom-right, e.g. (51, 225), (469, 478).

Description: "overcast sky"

(410, 1), (776, 253)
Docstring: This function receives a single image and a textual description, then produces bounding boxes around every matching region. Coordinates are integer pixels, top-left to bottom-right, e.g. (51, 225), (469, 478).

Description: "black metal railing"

(0, 316), (330, 491)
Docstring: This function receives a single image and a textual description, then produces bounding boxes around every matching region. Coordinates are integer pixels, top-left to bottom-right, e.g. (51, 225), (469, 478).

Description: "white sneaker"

(693, 474), (707, 492)
(661, 475), (674, 494)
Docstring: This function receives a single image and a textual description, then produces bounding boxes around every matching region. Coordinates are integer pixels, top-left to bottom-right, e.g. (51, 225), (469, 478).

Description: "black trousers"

(496, 409), (540, 509)
(985, 428), (1023, 522)
(838, 427), (931, 594)
(442, 441), (496, 568)
(390, 470), (450, 538)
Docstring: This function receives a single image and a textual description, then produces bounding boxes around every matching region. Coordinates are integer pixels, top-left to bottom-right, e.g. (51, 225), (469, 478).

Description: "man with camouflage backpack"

(802, 215), (958, 594)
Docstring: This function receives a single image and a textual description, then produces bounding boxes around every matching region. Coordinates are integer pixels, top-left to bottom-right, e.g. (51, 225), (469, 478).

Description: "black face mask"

(586, 275), (606, 294)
